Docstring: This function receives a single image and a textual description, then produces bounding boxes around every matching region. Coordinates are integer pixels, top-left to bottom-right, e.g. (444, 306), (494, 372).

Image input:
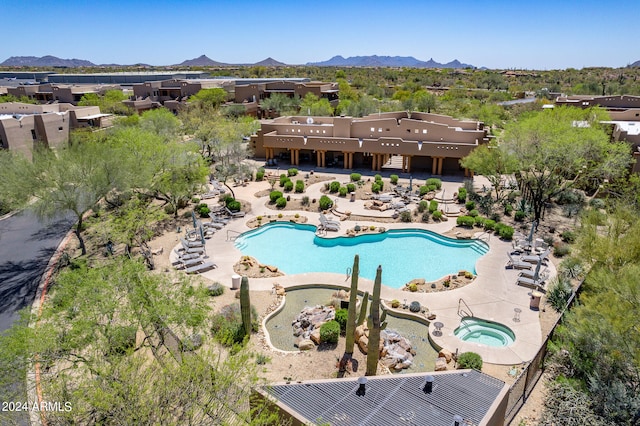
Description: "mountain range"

(1, 54), (476, 68)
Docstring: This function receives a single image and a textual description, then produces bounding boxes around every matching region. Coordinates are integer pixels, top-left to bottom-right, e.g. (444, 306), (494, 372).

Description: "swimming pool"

(234, 223), (488, 289)
(454, 317), (515, 347)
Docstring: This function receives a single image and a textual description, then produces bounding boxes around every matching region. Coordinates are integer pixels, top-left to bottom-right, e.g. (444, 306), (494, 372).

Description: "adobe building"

(7, 83), (122, 105)
(250, 111), (490, 175)
(0, 102), (112, 159)
(555, 95), (640, 173)
(253, 370), (510, 426)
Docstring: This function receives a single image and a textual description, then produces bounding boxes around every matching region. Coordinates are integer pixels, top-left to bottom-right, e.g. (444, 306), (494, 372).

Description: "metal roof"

(263, 370), (506, 426)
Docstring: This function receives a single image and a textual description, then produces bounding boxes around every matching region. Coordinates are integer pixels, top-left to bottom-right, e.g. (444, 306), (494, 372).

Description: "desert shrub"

(465, 200), (476, 211)
(425, 178), (442, 189)
(319, 195), (333, 211)
(374, 174), (382, 182)
(211, 303), (258, 346)
(196, 203), (210, 218)
(495, 223), (514, 239)
(371, 183), (382, 193)
(432, 210), (444, 221)
(107, 326), (137, 356)
(207, 282), (225, 297)
(457, 216), (475, 227)
(429, 200), (438, 213)
(514, 210), (526, 221)
(589, 198), (605, 209)
(283, 180), (294, 192)
(276, 197), (287, 208)
(390, 174), (399, 184)
(546, 276), (573, 312)
(164, 204), (176, 215)
(269, 190), (283, 203)
(558, 256), (584, 279)
(319, 320), (340, 344)
(390, 299), (400, 308)
(339, 186), (348, 197)
(553, 242), (571, 257)
(287, 168), (298, 177)
(419, 185), (430, 196)
(301, 196), (310, 207)
(191, 197), (200, 204)
(294, 180), (304, 193)
(421, 212), (430, 222)
(457, 352), (483, 369)
(504, 203), (513, 216)
(408, 283), (418, 292)
(468, 209), (479, 217)
(255, 167), (265, 181)
(560, 230), (576, 244)
(334, 309), (348, 334)
(346, 183), (356, 193)
(279, 174), (289, 187)
(457, 188), (467, 202)
(418, 200), (428, 213)
(409, 301), (421, 312)
(255, 353), (271, 365)
(555, 188), (585, 205)
(329, 181), (341, 193)
(474, 216), (485, 227)
(227, 200), (241, 212)
(483, 219), (496, 231)
(350, 173), (361, 182)
(400, 211), (412, 222)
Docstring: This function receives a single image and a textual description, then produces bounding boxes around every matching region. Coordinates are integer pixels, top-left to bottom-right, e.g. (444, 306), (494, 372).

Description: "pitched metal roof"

(263, 370), (506, 426)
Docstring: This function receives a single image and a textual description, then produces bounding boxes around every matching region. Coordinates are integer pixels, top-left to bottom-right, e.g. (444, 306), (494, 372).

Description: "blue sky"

(3, 0), (638, 69)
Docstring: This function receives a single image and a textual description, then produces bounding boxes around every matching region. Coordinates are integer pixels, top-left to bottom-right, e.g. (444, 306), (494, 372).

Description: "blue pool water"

(234, 223), (488, 288)
(454, 317), (515, 347)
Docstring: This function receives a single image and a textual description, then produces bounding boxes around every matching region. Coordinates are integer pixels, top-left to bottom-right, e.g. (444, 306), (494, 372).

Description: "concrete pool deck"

(169, 171), (551, 365)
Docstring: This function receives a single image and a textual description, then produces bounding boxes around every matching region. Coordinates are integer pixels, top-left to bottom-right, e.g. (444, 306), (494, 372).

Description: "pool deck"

(169, 170), (552, 365)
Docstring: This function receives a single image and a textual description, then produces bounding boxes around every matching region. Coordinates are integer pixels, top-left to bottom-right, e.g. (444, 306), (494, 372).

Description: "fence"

(504, 281), (582, 424)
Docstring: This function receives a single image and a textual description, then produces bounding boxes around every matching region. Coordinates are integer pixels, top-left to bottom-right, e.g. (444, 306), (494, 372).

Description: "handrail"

(458, 298), (474, 318)
(476, 231), (491, 243)
(345, 266), (352, 281)
(226, 229), (242, 241)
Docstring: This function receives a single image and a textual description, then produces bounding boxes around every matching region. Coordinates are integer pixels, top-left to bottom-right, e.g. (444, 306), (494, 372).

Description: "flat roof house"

(251, 111), (490, 175)
(0, 102), (112, 159)
(253, 370), (510, 426)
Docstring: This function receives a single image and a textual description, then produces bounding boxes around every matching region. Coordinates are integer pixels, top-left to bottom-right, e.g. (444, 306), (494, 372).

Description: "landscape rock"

(439, 348), (453, 363)
(310, 329), (321, 345)
(298, 339), (315, 351)
(435, 357), (448, 371)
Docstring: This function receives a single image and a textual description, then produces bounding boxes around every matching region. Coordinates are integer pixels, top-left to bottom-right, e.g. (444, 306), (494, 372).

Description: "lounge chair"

(519, 268), (549, 281)
(319, 215), (340, 232)
(516, 275), (545, 290)
(522, 248), (551, 264)
(506, 252), (532, 270)
(184, 261), (217, 274)
(225, 207), (246, 218)
(378, 194), (393, 203)
(320, 213), (340, 227)
(181, 237), (203, 248)
(204, 221), (224, 230)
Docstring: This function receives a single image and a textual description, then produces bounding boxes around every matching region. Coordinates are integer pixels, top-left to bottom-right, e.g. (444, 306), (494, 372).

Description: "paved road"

(0, 210), (74, 333)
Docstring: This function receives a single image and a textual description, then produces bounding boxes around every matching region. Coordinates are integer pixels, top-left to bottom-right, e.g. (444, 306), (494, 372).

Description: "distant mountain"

(306, 55), (474, 69)
(629, 60), (640, 68)
(253, 57), (286, 66)
(177, 55), (229, 67)
(1, 55), (95, 67)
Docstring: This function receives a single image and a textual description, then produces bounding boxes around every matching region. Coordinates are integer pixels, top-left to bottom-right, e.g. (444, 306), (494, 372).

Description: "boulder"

(439, 348), (453, 363)
(435, 357), (448, 371)
(275, 286), (286, 296)
(310, 329), (321, 345)
(298, 339), (315, 351)
(358, 336), (369, 354)
(293, 336), (304, 348)
(355, 324), (367, 340)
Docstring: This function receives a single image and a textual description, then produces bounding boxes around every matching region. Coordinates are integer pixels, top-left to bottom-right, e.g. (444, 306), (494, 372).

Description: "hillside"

(306, 55), (475, 68)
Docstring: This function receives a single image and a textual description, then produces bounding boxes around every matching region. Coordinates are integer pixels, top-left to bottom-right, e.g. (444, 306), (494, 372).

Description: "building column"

(321, 151), (326, 168)
(372, 154), (378, 171)
(406, 155), (412, 173)
(295, 149), (300, 166)
(349, 152), (354, 169)
(437, 157), (444, 175)
(432, 157), (438, 174)
(316, 151), (321, 167)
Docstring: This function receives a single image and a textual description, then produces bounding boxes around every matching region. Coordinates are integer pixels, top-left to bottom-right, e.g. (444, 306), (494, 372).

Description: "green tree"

(460, 142), (518, 203)
(189, 87), (228, 108)
(139, 108), (181, 143)
(300, 93), (333, 116)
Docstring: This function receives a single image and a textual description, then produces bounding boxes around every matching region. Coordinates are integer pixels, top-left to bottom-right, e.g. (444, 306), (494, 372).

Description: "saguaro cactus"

(366, 265), (386, 376)
(240, 275), (251, 339)
(339, 255), (360, 376)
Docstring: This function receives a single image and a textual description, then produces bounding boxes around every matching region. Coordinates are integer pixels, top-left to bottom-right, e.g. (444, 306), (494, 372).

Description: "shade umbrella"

(527, 220), (537, 245)
(409, 175), (413, 192)
(533, 258), (542, 283)
(191, 210), (198, 229)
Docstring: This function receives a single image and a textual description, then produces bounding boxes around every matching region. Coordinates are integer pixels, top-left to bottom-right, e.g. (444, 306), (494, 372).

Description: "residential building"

(235, 80), (339, 116)
(250, 111), (490, 175)
(0, 102), (112, 159)
(555, 95), (640, 173)
(7, 83), (122, 105)
(252, 370), (510, 426)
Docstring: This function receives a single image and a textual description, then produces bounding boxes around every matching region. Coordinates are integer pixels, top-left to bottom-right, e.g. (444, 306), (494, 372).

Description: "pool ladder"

(345, 267), (351, 281)
(458, 298), (474, 318)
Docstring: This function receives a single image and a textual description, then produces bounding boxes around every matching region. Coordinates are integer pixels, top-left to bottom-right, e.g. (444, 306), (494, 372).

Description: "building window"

(378, 128), (382, 132)
(58, 126), (63, 131)
(423, 129), (427, 134)
(415, 129), (419, 133)
(370, 127), (375, 132)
